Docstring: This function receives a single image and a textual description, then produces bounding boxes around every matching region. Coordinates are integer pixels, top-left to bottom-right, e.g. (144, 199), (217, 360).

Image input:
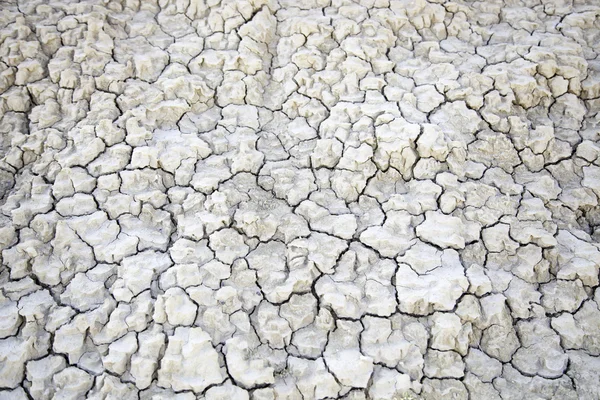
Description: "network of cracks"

(1, 0), (600, 399)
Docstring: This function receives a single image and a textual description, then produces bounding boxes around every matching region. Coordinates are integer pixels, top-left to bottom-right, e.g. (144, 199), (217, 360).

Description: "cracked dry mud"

(0, 0), (600, 399)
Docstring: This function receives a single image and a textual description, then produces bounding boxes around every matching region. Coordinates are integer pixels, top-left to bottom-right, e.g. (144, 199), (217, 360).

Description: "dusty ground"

(1, 0), (600, 399)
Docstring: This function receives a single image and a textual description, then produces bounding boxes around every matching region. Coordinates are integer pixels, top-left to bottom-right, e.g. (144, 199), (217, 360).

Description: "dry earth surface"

(1, 0), (600, 399)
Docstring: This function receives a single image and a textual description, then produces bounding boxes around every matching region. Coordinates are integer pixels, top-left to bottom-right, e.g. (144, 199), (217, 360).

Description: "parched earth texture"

(0, 0), (600, 399)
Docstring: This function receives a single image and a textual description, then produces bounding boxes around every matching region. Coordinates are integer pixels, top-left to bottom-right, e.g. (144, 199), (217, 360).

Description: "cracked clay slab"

(1, 0), (600, 399)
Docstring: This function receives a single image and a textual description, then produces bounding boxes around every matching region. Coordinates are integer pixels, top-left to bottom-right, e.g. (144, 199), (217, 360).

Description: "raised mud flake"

(223, 335), (275, 390)
(324, 320), (374, 389)
(395, 249), (469, 316)
(157, 327), (224, 393)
